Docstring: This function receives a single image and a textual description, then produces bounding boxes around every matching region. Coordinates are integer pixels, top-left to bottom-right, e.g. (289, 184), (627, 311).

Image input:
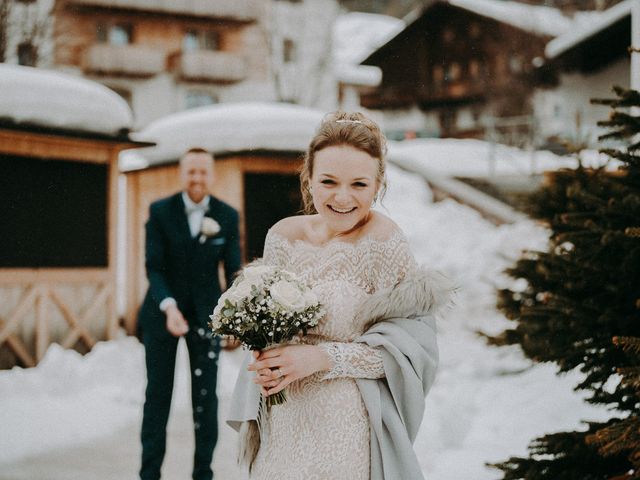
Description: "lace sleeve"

(318, 342), (385, 380)
(367, 230), (418, 293)
(262, 230), (289, 268)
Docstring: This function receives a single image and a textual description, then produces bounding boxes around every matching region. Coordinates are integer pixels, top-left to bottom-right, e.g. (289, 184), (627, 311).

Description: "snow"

(0, 161), (613, 478)
(333, 12), (405, 65)
(123, 102), (325, 169)
(447, 0), (597, 38)
(332, 12), (404, 87)
(546, 0), (634, 59)
(0, 64), (133, 137)
(389, 137), (574, 178)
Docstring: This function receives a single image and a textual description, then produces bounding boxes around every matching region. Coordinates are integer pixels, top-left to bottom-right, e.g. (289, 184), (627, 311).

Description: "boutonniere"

(199, 217), (221, 244)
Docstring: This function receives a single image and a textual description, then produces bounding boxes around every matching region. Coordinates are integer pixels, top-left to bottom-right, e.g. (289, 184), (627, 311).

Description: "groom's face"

(180, 152), (215, 203)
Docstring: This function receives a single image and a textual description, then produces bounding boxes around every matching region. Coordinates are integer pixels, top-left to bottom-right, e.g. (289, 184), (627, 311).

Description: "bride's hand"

(248, 345), (332, 396)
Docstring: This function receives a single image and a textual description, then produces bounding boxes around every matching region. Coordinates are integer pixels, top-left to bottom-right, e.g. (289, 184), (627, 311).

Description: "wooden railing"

(0, 269), (116, 367)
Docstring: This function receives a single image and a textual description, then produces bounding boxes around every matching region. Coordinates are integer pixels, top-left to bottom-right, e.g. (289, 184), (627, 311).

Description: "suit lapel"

(173, 193), (194, 242)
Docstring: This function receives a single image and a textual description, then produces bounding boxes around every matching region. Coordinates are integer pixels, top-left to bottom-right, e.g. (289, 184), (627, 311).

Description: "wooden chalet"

(532, 0), (636, 144)
(0, 65), (149, 368)
(121, 102), (323, 333)
(360, 0), (566, 139)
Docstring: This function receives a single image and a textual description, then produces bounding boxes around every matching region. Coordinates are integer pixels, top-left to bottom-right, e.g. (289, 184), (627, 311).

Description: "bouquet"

(209, 264), (324, 405)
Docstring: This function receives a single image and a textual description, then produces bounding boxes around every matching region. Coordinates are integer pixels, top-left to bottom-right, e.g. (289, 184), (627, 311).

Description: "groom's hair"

(180, 147), (214, 165)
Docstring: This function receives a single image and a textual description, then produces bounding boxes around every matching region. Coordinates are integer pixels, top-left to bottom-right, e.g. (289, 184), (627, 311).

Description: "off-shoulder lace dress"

(250, 228), (417, 480)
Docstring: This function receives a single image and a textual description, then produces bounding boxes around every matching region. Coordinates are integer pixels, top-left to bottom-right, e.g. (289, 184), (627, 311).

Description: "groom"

(138, 147), (241, 480)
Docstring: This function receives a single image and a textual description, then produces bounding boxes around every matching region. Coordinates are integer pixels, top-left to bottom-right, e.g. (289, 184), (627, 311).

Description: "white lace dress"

(250, 229), (417, 480)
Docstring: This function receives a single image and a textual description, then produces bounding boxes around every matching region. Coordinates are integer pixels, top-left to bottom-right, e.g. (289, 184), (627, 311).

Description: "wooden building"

(0, 65), (148, 368)
(359, 0), (571, 140)
(532, 0), (635, 145)
(121, 102), (323, 333)
(51, 0), (271, 128)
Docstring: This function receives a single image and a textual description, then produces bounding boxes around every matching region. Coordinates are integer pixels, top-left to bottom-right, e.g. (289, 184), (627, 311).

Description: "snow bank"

(125, 102), (325, 169)
(0, 64), (133, 137)
(0, 338), (145, 464)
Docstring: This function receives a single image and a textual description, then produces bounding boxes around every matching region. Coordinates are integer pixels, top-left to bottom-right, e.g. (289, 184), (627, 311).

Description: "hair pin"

(335, 119), (363, 125)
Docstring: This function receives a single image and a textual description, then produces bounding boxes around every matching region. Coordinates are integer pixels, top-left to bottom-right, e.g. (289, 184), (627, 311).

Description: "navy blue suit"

(138, 192), (241, 480)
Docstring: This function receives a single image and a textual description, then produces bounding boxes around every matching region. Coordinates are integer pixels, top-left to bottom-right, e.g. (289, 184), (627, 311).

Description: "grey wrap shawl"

(227, 267), (454, 480)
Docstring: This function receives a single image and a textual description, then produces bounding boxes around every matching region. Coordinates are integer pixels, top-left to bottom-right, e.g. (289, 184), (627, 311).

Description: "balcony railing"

(177, 50), (248, 83)
(84, 44), (166, 77)
(69, 0), (260, 21)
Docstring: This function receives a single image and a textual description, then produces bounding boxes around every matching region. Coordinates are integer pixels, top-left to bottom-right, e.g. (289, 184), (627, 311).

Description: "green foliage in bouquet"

(488, 85), (640, 479)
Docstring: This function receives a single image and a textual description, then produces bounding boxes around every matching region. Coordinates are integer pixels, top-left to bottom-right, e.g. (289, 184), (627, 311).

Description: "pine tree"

(488, 85), (640, 479)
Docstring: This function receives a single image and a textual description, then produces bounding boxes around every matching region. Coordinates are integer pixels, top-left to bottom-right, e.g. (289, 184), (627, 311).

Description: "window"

(183, 30), (220, 51)
(432, 65), (444, 85)
(186, 91), (217, 109)
(96, 23), (132, 45)
(283, 38), (295, 63)
(442, 28), (455, 43)
(444, 62), (461, 83)
(17, 42), (36, 66)
(0, 155), (108, 268)
(509, 55), (523, 73)
(469, 60), (480, 78)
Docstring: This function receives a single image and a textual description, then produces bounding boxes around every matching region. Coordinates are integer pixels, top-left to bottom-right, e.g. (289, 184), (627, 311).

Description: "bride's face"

(311, 145), (379, 234)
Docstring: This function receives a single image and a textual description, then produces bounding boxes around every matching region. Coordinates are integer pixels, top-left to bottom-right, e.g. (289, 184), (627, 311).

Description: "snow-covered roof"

(448, 0), (578, 38)
(125, 102), (324, 170)
(333, 12), (405, 66)
(0, 64), (133, 138)
(333, 12), (404, 87)
(546, 0), (634, 59)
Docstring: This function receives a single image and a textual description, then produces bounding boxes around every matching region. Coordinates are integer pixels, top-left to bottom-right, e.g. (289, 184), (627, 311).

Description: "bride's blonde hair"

(300, 111), (388, 215)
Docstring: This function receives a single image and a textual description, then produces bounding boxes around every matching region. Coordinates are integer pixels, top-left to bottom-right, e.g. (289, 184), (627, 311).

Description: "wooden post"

(106, 149), (119, 339)
(632, 0), (640, 90)
(35, 286), (49, 362)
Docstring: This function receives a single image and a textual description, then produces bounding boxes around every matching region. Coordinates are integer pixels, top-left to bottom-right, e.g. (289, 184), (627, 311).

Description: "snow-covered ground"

(0, 164), (611, 478)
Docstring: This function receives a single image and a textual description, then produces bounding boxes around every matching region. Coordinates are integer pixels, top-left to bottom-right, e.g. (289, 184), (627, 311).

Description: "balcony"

(84, 44), (166, 77)
(176, 50), (247, 84)
(68, 0), (260, 22)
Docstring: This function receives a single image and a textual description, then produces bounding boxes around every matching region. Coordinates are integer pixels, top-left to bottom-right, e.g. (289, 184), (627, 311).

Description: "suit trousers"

(140, 327), (220, 480)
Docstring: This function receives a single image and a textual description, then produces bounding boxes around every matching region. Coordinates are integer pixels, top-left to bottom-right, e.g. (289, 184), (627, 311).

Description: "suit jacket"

(138, 192), (241, 336)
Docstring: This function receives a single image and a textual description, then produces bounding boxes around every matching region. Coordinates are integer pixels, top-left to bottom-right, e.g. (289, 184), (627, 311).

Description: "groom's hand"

(165, 305), (189, 337)
(248, 345), (332, 396)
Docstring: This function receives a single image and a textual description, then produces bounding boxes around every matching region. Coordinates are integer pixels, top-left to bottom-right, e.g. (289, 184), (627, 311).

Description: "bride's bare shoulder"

(363, 211), (405, 241)
(269, 215), (313, 242)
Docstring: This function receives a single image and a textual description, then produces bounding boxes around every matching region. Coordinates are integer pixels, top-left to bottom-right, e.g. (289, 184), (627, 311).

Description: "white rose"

(270, 280), (306, 311)
(226, 278), (254, 303)
(201, 217), (221, 237)
(242, 265), (274, 287)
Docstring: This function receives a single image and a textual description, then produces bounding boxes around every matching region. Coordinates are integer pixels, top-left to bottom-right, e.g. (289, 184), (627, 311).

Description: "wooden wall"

(361, 3), (549, 134)
(0, 128), (135, 368)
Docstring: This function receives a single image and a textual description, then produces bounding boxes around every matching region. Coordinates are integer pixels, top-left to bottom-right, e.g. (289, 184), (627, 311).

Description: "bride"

(228, 112), (452, 480)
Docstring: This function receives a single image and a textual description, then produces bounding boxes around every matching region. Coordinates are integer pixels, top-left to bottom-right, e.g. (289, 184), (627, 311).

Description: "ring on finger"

(275, 367), (283, 378)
